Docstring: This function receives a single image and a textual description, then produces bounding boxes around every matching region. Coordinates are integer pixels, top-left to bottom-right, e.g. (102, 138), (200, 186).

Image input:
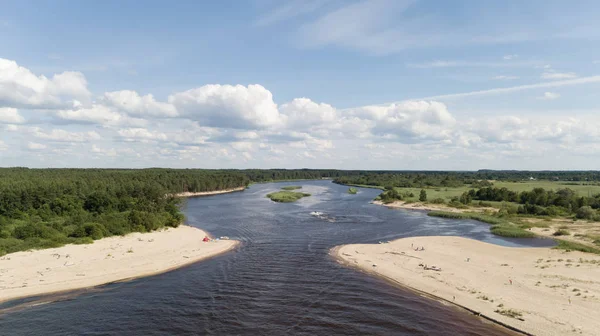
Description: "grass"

(281, 186), (302, 190)
(387, 181), (600, 204)
(266, 191), (311, 203)
(428, 211), (536, 238)
(494, 308), (523, 319)
(553, 240), (600, 254)
(347, 187), (358, 194)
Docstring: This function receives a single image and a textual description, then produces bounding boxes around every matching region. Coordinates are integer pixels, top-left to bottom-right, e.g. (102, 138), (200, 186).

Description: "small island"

(281, 185), (302, 190)
(347, 187), (358, 194)
(266, 191), (311, 203)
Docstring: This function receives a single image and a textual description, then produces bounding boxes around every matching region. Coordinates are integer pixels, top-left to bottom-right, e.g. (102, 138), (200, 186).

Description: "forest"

(3, 168), (600, 255)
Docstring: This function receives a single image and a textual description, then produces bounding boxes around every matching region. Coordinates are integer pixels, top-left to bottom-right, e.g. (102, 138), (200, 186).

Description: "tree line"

(461, 187), (600, 219)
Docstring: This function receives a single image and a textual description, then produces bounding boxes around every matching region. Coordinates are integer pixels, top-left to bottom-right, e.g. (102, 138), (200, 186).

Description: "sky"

(1, 0), (600, 170)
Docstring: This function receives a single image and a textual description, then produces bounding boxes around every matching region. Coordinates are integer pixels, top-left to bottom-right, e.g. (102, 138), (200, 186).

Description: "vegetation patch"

(553, 229), (571, 236)
(554, 240), (600, 255)
(281, 186), (302, 190)
(427, 211), (535, 238)
(494, 308), (524, 320)
(266, 191), (311, 203)
(347, 187), (358, 194)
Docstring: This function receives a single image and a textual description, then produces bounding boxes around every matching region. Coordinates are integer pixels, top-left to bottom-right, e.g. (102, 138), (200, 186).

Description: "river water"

(0, 180), (553, 335)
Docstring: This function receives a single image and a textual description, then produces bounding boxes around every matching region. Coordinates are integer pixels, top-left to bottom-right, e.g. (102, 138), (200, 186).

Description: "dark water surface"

(0, 180), (554, 335)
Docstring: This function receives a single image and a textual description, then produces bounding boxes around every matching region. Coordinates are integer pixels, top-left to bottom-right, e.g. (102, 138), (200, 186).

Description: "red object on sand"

(203, 236), (210, 242)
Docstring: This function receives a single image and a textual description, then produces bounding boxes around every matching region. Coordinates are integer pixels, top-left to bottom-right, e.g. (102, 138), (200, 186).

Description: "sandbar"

(333, 236), (600, 336)
(1, 225), (238, 304)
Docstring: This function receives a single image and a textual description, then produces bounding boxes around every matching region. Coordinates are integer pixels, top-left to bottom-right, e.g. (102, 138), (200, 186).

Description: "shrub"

(553, 229), (571, 236)
(576, 206), (596, 220)
(429, 198), (445, 204)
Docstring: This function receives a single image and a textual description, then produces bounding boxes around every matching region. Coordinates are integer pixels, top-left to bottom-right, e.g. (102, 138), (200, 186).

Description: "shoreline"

(174, 186), (246, 198)
(332, 236), (600, 336)
(0, 225), (239, 305)
(372, 199), (496, 213)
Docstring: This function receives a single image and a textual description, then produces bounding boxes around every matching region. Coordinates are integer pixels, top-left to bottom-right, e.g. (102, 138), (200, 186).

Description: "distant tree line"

(460, 187), (600, 219)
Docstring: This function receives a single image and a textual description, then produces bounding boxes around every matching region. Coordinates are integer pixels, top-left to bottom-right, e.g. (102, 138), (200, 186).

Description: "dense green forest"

(333, 171), (600, 189)
(0, 168), (347, 255)
(3, 168), (600, 255)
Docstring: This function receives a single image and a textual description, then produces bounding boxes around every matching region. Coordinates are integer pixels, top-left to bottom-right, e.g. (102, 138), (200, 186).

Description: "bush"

(553, 229), (571, 236)
(576, 206), (596, 220)
(429, 198), (445, 204)
(419, 189), (427, 202)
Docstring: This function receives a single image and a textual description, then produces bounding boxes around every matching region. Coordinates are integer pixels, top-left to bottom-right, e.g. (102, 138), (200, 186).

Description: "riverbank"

(333, 236), (600, 336)
(0, 225), (238, 304)
(174, 186), (246, 197)
(372, 200), (496, 213)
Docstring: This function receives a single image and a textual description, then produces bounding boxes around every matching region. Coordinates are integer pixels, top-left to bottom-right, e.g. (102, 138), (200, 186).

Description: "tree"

(419, 189), (427, 202)
(576, 206), (596, 220)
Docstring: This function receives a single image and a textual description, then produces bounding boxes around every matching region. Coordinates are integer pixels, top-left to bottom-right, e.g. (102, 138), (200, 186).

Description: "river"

(0, 180), (553, 335)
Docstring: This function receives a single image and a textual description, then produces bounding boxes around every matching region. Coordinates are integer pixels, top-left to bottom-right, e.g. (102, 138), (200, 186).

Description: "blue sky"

(1, 0), (600, 169)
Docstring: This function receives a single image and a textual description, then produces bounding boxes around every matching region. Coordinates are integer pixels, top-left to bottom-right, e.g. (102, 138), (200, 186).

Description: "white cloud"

(539, 92), (560, 100)
(414, 75), (600, 101)
(117, 128), (168, 141)
(0, 140), (6, 151)
(231, 141), (253, 151)
(408, 60), (533, 68)
(27, 142), (47, 150)
(493, 75), (519, 80)
(31, 127), (101, 142)
(503, 54), (518, 60)
(280, 98), (337, 129)
(255, 0), (331, 27)
(0, 107), (25, 124)
(169, 84), (282, 129)
(0, 58), (90, 108)
(348, 100), (455, 142)
(91, 145), (117, 157)
(103, 90), (177, 118)
(55, 104), (147, 127)
(541, 71), (577, 80)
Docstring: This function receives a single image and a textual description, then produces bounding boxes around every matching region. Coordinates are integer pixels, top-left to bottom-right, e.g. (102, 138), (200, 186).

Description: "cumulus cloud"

(27, 142), (47, 150)
(30, 127), (101, 142)
(103, 90), (177, 117)
(0, 107), (25, 124)
(55, 104), (147, 127)
(117, 128), (168, 141)
(169, 84), (282, 129)
(0, 58), (90, 108)
(348, 101), (456, 142)
(280, 98), (337, 129)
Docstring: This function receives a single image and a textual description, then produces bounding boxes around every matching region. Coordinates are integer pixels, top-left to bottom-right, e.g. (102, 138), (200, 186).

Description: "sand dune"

(333, 236), (600, 336)
(0, 225), (238, 304)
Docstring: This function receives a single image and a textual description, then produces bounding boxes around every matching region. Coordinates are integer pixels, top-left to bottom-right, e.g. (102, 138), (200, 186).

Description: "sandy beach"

(174, 186), (246, 198)
(0, 225), (238, 304)
(333, 236), (600, 336)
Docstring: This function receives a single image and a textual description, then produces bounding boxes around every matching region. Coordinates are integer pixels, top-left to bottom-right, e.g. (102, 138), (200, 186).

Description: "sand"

(174, 187), (245, 198)
(0, 225), (238, 304)
(333, 236), (600, 336)
(373, 200), (498, 213)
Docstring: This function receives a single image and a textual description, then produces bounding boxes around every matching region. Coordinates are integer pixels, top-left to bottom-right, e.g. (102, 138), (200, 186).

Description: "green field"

(391, 181), (600, 203)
